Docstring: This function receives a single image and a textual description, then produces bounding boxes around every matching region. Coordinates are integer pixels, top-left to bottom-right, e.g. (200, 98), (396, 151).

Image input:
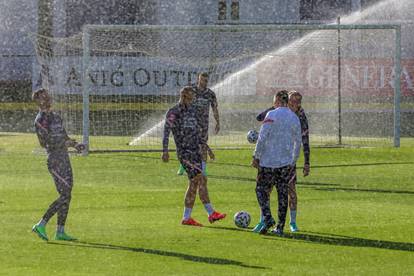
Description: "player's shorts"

(179, 151), (203, 180)
(47, 151), (73, 193)
(256, 165), (293, 189)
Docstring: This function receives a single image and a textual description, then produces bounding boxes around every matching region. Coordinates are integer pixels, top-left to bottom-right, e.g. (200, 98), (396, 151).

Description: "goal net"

(31, 24), (401, 153)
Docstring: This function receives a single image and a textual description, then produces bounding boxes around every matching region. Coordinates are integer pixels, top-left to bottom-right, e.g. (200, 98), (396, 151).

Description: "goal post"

(32, 23), (402, 154)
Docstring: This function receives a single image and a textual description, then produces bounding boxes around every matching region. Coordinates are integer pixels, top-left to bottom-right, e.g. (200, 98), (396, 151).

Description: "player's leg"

(198, 175), (226, 223)
(288, 164), (299, 232)
(32, 155), (64, 240)
(271, 165), (291, 236)
(181, 174), (203, 226)
(180, 155), (203, 226)
(252, 185), (273, 232)
(255, 167), (275, 234)
(54, 156), (76, 241)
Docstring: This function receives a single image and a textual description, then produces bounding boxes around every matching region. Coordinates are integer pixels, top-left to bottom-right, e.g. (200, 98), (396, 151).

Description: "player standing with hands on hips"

(31, 88), (85, 241)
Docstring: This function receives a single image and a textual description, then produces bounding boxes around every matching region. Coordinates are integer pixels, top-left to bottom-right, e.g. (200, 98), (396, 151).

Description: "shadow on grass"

(89, 154), (414, 171)
(208, 174), (340, 187)
(208, 161), (414, 169)
(208, 174), (414, 195)
(76, 155), (414, 195)
(204, 225), (253, 232)
(310, 161), (414, 169)
(48, 240), (268, 269)
(264, 231), (414, 252)
(202, 226), (414, 252)
(310, 186), (414, 195)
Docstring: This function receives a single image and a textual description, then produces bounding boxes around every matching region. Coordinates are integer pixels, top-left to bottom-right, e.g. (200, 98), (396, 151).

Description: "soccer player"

(31, 88), (85, 241)
(162, 86), (225, 226)
(286, 90), (310, 231)
(253, 90), (310, 233)
(252, 90), (301, 236)
(177, 72), (220, 176)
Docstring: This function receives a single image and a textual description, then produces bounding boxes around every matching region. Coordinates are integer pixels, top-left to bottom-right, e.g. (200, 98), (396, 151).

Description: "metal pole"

(337, 16), (342, 145)
(394, 26), (401, 147)
(82, 26), (91, 155)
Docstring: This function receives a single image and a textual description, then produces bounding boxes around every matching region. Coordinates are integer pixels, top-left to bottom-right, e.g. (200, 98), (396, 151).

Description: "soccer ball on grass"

(234, 211), (251, 228)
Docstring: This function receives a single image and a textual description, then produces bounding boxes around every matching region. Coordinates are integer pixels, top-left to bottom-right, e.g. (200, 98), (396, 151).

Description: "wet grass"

(0, 134), (413, 275)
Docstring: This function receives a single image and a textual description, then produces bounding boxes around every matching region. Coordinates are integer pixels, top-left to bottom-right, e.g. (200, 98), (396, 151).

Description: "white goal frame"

(81, 24), (402, 154)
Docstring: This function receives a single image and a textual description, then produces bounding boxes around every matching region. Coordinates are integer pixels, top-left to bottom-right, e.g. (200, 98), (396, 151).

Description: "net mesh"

(31, 24), (398, 151)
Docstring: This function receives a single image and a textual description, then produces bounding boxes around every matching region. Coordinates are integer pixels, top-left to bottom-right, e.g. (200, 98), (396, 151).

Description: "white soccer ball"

(247, 130), (258, 144)
(234, 211), (251, 228)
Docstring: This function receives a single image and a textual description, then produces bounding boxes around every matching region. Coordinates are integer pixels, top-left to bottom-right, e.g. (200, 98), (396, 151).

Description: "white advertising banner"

(32, 56), (247, 95)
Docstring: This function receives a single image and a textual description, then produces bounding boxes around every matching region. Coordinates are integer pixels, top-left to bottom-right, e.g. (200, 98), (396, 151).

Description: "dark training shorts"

(179, 151), (203, 180)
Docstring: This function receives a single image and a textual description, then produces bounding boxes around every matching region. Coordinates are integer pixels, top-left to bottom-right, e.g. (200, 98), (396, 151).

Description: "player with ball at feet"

(31, 88), (85, 241)
(162, 86), (226, 227)
(251, 90), (301, 236)
(253, 90), (310, 233)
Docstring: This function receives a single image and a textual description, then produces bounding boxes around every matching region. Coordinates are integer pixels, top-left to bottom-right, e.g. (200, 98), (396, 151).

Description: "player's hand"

(215, 123), (220, 134)
(251, 158), (259, 168)
(303, 164), (310, 177)
(208, 149), (215, 161)
(65, 139), (77, 148)
(162, 152), (169, 162)
(75, 143), (86, 153)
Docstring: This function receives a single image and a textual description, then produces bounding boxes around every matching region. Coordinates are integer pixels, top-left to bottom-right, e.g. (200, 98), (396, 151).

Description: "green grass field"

(1, 133), (413, 275)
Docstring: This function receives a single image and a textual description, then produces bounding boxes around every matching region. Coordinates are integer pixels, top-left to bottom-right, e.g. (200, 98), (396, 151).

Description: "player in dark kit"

(176, 72), (220, 176)
(31, 88), (85, 241)
(162, 86), (225, 226)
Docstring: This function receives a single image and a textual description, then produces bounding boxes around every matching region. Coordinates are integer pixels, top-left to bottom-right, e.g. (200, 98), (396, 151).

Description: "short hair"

(274, 90), (289, 105)
(199, 72), (209, 79)
(288, 90), (302, 100)
(32, 88), (47, 101)
(180, 86), (193, 95)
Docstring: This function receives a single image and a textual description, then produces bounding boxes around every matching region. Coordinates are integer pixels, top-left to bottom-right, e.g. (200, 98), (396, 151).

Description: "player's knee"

(60, 190), (72, 202)
(192, 173), (203, 182)
(255, 185), (268, 196)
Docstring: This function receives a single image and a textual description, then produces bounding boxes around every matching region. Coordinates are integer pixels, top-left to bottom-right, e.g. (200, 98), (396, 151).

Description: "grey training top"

(34, 111), (70, 154)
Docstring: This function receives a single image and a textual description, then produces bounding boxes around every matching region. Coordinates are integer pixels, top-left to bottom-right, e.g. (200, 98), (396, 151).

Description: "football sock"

(183, 207), (192, 220)
(57, 225), (65, 234)
(204, 203), (214, 215)
(38, 218), (47, 227)
(260, 212), (264, 223)
(290, 210), (297, 224)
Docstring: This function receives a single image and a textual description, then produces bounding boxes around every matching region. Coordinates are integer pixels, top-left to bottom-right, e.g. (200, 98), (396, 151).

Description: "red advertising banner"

(256, 57), (414, 98)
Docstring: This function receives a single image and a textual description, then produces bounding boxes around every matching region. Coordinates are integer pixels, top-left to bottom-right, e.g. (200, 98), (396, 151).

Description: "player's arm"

(62, 128), (85, 153)
(211, 93), (220, 134)
(65, 139), (85, 153)
(34, 118), (49, 149)
(293, 116), (302, 164)
(206, 144), (215, 161)
(256, 107), (274, 122)
(252, 114), (272, 167)
(299, 109), (310, 176)
(161, 110), (173, 162)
